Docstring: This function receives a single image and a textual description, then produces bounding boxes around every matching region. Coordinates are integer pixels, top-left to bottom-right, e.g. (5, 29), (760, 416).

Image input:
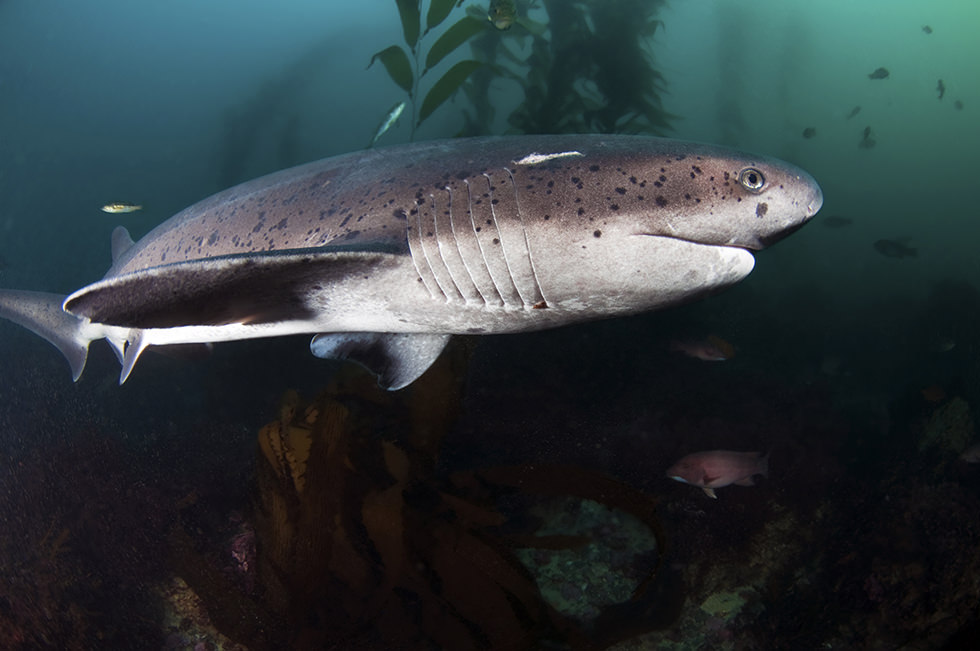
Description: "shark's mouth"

(755, 221), (808, 248)
(635, 232), (760, 255)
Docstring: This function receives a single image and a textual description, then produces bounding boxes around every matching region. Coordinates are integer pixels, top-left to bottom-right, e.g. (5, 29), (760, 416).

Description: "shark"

(0, 135), (822, 389)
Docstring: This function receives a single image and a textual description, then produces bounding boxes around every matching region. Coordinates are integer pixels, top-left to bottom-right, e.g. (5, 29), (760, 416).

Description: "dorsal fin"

(110, 226), (136, 264)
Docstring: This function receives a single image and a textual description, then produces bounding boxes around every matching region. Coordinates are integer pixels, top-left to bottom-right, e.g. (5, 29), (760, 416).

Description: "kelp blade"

(368, 45), (414, 93)
(395, 0), (420, 49)
(424, 15), (487, 73)
(419, 59), (481, 122)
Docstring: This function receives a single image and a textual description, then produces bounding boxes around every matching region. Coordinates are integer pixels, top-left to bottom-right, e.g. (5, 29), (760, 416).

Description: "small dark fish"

(937, 79), (945, 100)
(868, 67), (890, 80)
(873, 239), (916, 259)
(922, 25), (933, 34)
(954, 99), (964, 110)
(802, 127), (816, 139)
(821, 215), (854, 229)
(846, 105), (862, 119)
(859, 125), (876, 149)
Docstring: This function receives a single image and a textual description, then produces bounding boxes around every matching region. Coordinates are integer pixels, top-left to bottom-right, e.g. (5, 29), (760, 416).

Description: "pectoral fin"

(310, 332), (451, 390)
(65, 247), (402, 329)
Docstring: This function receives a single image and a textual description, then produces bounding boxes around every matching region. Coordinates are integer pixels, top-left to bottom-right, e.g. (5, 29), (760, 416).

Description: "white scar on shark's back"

(513, 151), (584, 166)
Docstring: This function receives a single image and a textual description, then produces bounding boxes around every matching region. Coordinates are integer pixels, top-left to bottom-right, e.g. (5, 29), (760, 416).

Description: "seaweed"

(173, 343), (680, 649)
(456, 0), (674, 136)
(369, 0), (488, 141)
(507, 0), (673, 135)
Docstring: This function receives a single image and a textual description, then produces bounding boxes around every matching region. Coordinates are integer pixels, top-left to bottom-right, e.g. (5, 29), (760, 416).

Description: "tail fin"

(0, 289), (91, 381)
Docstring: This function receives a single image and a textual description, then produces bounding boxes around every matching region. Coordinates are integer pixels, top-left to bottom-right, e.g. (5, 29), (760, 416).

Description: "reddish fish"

(669, 335), (735, 361)
(960, 442), (980, 464)
(666, 450), (769, 498)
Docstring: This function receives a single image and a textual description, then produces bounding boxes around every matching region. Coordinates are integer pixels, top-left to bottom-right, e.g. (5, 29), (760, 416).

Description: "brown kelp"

(171, 342), (678, 649)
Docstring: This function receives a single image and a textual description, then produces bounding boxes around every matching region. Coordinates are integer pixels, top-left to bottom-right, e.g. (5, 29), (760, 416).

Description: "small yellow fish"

(101, 202), (143, 214)
(488, 0), (516, 30)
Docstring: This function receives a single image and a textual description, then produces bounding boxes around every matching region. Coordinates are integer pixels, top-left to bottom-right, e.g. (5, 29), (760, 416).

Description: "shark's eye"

(738, 167), (766, 193)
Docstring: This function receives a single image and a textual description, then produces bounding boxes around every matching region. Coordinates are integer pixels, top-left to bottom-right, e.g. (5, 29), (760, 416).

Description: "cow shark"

(0, 135), (822, 389)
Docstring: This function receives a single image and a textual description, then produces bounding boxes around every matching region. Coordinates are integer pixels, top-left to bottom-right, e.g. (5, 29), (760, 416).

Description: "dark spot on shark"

(756, 202), (769, 217)
(656, 196), (668, 207)
(615, 187), (627, 195)
(339, 215), (352, 227)
(207, 231), (219, 245)
(273, 218), (288, 231)
(393, 208), (407, 220)
(593, 230), (602, 238)
(610, 204), (619, 211)
(493, 238), (500, 245)
(589, 165), (600, 172)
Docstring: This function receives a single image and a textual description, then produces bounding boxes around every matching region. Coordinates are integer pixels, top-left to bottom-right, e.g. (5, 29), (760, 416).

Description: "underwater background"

(1, 0), (980, 648)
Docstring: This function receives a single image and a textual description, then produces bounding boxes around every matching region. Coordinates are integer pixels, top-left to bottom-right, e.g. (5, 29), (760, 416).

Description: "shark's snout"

(806, 184), (824, 219)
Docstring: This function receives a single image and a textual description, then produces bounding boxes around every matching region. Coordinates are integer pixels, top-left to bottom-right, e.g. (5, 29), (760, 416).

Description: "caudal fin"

(0, 289), (91, 381)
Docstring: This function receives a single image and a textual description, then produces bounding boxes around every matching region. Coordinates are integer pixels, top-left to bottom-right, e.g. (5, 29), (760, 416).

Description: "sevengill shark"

(0, 135), (822, 389)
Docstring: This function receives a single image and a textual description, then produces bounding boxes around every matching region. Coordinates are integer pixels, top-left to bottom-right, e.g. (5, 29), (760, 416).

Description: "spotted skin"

(110, 135), (819, 275)
(1, 135), (822, 386)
